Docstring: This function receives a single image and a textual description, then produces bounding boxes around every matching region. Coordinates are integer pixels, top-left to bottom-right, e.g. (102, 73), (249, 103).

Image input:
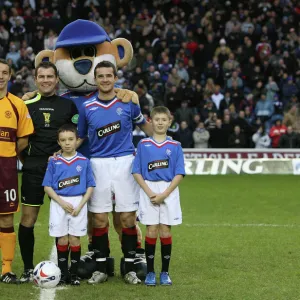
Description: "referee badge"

(43, 113), (51, 127)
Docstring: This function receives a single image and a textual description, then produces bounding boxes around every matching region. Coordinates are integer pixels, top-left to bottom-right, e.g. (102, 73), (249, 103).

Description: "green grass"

(2, 175), (300, 300)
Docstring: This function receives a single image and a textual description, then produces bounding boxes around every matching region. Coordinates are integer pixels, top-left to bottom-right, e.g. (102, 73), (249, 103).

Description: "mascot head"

(35, 19), (133, 93)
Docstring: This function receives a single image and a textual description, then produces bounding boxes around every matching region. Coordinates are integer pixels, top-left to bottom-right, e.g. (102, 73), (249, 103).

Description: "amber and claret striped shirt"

(0, 92), (34, 157)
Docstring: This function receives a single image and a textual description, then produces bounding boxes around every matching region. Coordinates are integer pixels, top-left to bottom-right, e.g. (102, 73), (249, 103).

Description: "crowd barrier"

(183, 149), (300, 175)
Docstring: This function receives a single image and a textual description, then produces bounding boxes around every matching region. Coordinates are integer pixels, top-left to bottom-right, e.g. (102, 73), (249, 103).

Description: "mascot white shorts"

(137, 181), (182, 226)
(89, 155), (139, 213)
(49, 196), (87, 237)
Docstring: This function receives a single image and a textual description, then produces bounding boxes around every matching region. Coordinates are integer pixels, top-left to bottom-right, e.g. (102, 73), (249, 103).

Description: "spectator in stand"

(209, 118), (227, 148)
(0, 24), (9, 45)
(269, 119), (287, 148)
(226, 70), (243, 89)
(174, 100), (194, 126)
(167, 114), (180, 139)
(219, 91), (233, 116)
(265, 76), (279, 102)
(211, 85), (224, 112)
(214, 38), (231, 67)
(282, 76), (299, 106)
(204, 78), (215, 97)
(193, 122), (210, 149)
(10, 74), (24, 96)
(164, 85), (181, 113)
(279, 126), (300, 148)
(10, 16), (25, 40)
(223, 53), (240, 77)
(283, 105), (300, 133)
(175, 121), (193, 148)
(44, 29), (58, 51)
(228, 125), (246, 148)
(254, 93), (274, 131)
(177, 60), (189, 83)
(168, 68), (182, 88)
(233, 110), (252, 147)
(190, 114), (201, 131)
(6, 44), (20, 68)
(227, 81), (243, 110)
(252, 124), (271, 149)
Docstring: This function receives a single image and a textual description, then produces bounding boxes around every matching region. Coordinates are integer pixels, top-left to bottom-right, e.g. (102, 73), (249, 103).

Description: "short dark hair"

(57, 124), (78, 139)
(0, 58), (11, 74)
(35, 61), (58, 78)
(94, 61), (117, 78)
(150, 106), (172, 119)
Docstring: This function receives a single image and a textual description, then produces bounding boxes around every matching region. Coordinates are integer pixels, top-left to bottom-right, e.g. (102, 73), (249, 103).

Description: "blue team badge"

(166, 149), (172, 156)
(76, 165), (82, 172)
(116, 107), (123, 116)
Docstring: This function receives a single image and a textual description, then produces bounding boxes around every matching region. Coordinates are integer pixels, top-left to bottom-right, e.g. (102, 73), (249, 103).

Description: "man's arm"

(17, 136), (29, 154)
(76, 138), (85, 150)
(139, 121), (153, 137)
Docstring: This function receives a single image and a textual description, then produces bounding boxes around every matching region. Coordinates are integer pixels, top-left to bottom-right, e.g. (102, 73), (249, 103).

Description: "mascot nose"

(74, 59), (92, 75)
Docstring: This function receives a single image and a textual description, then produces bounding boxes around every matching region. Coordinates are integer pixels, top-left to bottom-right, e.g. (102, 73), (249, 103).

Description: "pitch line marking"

(184, 223), (300, 228)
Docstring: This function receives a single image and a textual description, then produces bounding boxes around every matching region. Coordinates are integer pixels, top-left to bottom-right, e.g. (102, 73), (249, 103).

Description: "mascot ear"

(111, 38), (133, 68)
(35, 50), (55, 68)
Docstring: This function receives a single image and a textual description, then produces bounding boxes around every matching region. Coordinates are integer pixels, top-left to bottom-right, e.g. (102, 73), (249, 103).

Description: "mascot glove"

(115, 88), (140, 105)
(22, 90), (38, 101)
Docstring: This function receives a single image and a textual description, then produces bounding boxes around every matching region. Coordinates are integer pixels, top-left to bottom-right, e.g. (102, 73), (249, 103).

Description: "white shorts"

(49, 195), (87, 237)
(89, 155), (139, 213)
(137, 181), (182, 226)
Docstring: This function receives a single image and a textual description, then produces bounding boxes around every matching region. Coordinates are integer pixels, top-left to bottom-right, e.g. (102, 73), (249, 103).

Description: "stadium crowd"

(1, 0), (300, 148)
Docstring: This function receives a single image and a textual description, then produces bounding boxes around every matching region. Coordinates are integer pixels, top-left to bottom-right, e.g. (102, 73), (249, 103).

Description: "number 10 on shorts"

(4, 189), (16, 202)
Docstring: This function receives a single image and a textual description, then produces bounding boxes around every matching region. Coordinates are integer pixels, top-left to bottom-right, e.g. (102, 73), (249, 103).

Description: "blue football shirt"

(77, 96), (145, 158)
(42, 152), (96, 196)
(132, 137), (185, 182)
(60, 91), (98, 158)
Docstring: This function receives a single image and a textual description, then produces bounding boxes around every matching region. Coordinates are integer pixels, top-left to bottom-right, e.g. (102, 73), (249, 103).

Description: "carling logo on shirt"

(97, 121), (121, 139)
(58, 175), (80, 189)
(148, 159), (169, 172)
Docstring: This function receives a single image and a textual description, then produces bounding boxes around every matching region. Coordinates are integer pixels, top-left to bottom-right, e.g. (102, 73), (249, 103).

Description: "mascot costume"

(29, 19), (146, 280)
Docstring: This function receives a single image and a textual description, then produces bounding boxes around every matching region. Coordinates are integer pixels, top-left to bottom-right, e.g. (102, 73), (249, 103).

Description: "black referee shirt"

(24, 94), (78, 157)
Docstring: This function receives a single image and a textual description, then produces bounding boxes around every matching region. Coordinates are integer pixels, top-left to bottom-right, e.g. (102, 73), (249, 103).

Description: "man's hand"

(150, 193), (167, 205)
(60, 200), (74, 214)
(71, 206), (82, 217)
(22, 90), (38, 101)
(48, 149), (62, 161)
(115, 88), (140, 105)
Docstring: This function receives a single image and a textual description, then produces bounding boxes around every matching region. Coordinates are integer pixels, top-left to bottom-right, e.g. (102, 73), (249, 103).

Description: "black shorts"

(21, 156), (48, 206)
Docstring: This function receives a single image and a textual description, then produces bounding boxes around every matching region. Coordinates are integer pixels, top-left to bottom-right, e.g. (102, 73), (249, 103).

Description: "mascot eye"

(83, 46), (96, 57)
(70, 46), (96, 59)
(70, 48), (82, 59)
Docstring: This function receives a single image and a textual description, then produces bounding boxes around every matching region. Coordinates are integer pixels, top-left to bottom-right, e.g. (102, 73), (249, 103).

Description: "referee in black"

(18, 61), (79, 283)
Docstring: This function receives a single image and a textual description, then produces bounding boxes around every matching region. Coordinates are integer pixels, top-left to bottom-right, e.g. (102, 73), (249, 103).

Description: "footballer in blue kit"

(132, 137), (185, 182)
(43, 124), (95, 286)
(77, 94), (145, 158)
(76, 61), (153, 285)
(132, 106), (185, 286)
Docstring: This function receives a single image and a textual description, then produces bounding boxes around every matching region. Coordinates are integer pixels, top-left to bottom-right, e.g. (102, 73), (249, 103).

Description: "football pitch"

(2, 175), (300, 300)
